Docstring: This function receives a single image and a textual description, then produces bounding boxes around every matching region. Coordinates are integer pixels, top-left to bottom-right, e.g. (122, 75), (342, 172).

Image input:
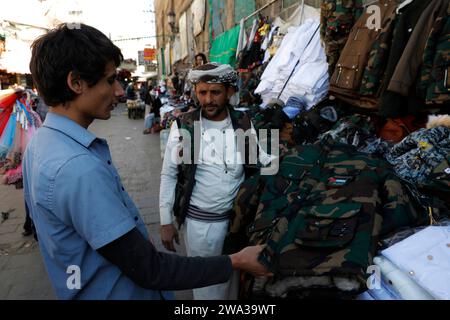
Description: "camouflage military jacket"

(359, 2), (398, 97)
(418, 1), (450, 105)
(386, 126), (450, 184)
(241, 141), (424, 290)
(329, 0), (398, 110)
(320, 0), (364, 75)
(172, 106), (254, 227)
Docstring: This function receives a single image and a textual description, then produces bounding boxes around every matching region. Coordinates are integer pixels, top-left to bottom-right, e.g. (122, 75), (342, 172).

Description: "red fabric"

(379, 115), (426, 143)
(0, 93), (18, 135)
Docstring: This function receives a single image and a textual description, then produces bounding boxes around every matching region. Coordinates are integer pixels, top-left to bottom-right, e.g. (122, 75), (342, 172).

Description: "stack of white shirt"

(358, 226), (450, 300)
(381, 226), (450, 300)
(254, 18), (329, 110)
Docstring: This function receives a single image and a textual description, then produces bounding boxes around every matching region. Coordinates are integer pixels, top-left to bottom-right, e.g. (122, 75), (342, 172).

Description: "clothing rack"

(277, 23), (320, 99)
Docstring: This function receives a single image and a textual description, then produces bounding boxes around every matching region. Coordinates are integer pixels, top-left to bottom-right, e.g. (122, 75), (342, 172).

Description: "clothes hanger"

(396, 0), (414, 14)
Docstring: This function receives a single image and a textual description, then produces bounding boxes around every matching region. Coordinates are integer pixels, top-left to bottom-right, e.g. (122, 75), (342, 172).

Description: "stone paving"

(0, 104), (192, 300)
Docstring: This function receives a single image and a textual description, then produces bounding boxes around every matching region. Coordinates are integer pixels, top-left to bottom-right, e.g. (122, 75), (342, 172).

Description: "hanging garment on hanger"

(236, 18), (248, 59)
(320, 0), (365, 76)
(388, 0), (448, 97)
(417, 1), (450, 106)
(255, 19), (329, 109)
(329, 0), (398, 110)
(247, 19), (259, 51)
(359, 2), (399, 98)
(378, 0), (435, 117)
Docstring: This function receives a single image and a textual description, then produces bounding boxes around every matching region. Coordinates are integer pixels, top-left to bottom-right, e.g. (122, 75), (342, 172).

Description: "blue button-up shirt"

(23, 112), (173, 300)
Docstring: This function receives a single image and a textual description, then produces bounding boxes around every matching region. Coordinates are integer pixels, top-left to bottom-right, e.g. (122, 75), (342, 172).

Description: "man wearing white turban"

(159, 62), (256, 300)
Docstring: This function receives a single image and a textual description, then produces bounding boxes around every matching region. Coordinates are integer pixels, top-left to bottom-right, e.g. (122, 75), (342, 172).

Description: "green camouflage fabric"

(320, 0), (364, 75)
(245, 140), (425, 292)
(223, 172), (268, 254)
(172, 106), (254, 227)
(386, 126), (450, 184)
(418, 2), (450, 105)
(359, 2), (398, 97)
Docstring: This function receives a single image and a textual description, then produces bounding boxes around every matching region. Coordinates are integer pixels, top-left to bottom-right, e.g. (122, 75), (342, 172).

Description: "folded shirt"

(374, 256), (434, 300)
(382, 226), (450, 300)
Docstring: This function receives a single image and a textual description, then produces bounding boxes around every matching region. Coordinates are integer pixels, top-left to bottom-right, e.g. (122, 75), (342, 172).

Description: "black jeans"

(23, 202), (37, 241)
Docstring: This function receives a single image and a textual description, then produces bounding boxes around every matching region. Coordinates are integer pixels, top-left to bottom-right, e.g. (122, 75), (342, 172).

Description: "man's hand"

(160, 224), (179, 252)
(229, 245), (273, 277)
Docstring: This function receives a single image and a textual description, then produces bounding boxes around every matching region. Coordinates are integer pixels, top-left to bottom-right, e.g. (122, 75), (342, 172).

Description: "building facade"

(154, 0), (321, 78)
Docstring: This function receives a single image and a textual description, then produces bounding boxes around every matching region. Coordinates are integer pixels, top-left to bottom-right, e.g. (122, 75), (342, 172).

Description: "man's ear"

(67, 71), (84, 94)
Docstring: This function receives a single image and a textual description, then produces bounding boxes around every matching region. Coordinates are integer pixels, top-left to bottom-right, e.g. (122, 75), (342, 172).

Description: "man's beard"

(201, 103), (227, 119)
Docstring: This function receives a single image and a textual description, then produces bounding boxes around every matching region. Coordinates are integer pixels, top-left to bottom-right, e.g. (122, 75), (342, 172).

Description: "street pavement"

(0, 103), (193, 300)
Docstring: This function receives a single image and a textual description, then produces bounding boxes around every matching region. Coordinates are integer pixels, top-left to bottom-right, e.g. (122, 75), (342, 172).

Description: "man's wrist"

(228, 253), (242, 270)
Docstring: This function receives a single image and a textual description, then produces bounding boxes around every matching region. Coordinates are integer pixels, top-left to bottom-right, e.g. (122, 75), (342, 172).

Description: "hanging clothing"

(329, 0), (398, 110)
(417, 1), (450, 106)
(320, 0), (364, 75)
(255, 19), (329, 109)
(0, 91), (41, 188)
(358, 1), (398, 98)
(388, 0), (449, 97)
(378, 0), (439, 117)
(210, 25), (241, 67)
(236, 18), (248, 59)
(238, 18), (270, 72)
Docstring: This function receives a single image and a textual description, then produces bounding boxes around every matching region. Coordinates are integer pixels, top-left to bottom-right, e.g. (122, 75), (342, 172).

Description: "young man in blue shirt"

(23, 23), (270, 300)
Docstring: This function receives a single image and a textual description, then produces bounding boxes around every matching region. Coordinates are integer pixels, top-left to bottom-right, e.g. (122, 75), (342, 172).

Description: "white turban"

(187, 62), (238, 88)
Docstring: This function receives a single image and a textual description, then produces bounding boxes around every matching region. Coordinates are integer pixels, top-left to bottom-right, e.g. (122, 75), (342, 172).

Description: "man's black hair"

(29, 23), (124, 106)
(195, 53), (207, 64)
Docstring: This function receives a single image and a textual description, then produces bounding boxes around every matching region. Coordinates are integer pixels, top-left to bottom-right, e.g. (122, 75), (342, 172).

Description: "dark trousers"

(23, 202), (37, 241)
